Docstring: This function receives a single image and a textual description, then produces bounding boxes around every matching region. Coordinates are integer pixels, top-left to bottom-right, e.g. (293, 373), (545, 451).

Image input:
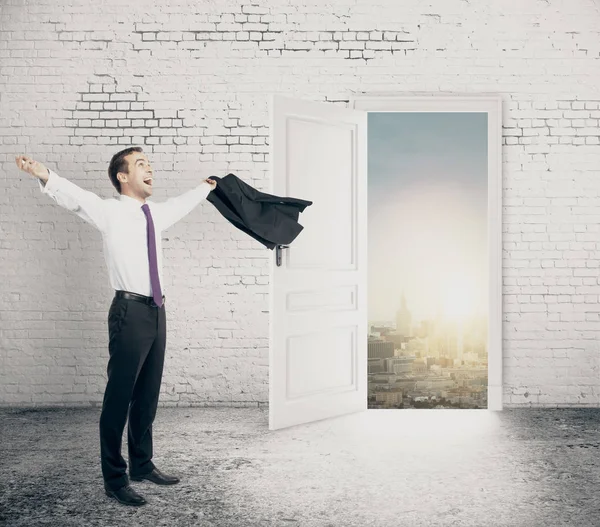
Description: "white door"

(269, 95), (368, 430)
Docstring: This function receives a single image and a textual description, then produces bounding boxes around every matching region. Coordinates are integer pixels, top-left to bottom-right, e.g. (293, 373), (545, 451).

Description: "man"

(15, 148), (217, 507)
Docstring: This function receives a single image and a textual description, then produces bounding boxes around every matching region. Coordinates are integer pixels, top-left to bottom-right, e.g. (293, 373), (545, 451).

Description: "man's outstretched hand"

(204, 177), (217, 191)
(15, 155), (49, 183)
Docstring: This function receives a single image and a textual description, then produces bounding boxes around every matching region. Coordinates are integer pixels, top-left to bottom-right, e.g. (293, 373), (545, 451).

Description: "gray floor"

(1, 407), (599, 527)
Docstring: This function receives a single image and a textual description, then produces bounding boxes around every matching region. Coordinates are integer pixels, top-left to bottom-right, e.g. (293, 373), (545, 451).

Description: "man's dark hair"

(108, 146), (143, 194)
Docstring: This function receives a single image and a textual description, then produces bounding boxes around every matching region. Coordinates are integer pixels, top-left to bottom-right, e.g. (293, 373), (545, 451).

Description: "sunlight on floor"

(300, 409), (505, 451)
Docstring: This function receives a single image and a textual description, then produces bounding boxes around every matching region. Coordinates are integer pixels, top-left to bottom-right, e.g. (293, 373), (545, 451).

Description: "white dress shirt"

(39, 169), (212, 298)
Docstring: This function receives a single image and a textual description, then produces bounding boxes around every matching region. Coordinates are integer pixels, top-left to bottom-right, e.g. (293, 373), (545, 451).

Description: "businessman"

(15, 147), (216, 506)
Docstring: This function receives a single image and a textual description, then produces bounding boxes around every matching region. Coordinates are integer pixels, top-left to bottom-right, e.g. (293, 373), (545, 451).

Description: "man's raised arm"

(152, 178), (216, 231)
(16, 155), (109, 233)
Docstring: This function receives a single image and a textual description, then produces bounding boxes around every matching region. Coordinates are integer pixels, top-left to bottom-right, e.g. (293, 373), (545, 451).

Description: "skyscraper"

(395, 291), (412, 337)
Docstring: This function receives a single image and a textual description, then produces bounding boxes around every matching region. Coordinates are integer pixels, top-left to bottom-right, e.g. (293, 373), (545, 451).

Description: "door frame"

(349, 94), (503, 411)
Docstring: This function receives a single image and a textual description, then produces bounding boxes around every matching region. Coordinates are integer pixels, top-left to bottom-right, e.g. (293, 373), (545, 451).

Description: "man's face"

(118, 152), (154, 198)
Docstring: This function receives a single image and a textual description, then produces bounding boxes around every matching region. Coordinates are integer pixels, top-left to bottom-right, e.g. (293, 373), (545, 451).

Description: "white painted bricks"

(1, 0), (600, 408)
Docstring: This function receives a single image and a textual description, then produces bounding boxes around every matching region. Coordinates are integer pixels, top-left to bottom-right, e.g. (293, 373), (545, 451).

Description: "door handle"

(275, 244), (289, 266)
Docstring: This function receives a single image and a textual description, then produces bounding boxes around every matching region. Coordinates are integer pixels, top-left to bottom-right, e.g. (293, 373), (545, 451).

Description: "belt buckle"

(151, 295), (165, 308)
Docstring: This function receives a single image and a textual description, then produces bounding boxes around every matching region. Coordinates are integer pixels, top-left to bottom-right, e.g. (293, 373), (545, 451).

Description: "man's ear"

(117, 172), (127, 184)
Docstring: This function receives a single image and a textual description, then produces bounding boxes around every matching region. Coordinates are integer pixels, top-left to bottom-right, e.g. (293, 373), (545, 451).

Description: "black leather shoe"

(131, 467), (180, 485)
(105, 484), (147, 506)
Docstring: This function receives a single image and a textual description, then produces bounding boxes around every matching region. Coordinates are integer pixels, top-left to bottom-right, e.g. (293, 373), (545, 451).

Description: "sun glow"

(369, 181), (487, 322)
(442, 275), (476, 320)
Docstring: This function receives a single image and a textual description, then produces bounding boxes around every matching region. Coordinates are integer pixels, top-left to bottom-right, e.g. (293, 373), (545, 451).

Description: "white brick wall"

(1, 0), (599, 408)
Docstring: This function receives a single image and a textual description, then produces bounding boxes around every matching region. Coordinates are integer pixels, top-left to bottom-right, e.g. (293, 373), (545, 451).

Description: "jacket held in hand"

(206, 174), (312, 250)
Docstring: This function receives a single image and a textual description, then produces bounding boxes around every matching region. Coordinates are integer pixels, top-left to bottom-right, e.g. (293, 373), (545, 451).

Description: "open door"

(269, 95), (367, 430)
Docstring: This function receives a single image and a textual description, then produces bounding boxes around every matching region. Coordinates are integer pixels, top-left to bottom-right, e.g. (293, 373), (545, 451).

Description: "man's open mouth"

(144, 178), (153, 186)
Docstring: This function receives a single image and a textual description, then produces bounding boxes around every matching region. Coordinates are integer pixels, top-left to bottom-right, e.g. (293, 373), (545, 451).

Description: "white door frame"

(349, 94), (503, 411)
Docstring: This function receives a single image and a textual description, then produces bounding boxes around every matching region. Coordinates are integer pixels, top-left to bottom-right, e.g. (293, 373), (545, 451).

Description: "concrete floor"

(1, 407), (599, 527)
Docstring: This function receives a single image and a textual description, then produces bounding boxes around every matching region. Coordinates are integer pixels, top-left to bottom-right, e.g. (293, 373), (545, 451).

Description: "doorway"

(364, 109), (491, 410)
(269, 95), (502, 430)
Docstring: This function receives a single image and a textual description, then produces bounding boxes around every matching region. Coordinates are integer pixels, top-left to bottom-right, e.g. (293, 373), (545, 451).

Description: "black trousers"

(99, 291), (167, 491)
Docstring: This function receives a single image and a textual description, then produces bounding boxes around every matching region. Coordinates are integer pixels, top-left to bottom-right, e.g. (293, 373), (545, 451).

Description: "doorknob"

(275, 244), (289, 266)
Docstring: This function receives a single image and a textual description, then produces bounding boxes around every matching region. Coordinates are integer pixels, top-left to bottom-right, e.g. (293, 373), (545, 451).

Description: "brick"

(2, 1), (600, 409)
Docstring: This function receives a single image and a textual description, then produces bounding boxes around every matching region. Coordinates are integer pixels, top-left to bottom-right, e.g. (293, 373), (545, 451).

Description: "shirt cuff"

(196, 180), (213, 199)
(39, 169), (60, 195)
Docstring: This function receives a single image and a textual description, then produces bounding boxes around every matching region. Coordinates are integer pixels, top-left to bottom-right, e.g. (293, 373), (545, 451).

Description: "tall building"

(384, 356), (414, 374)
(395, 291), (412, 337)
(368, 358), (385, 374)
(368, 338), (395, 359)
(370, 325), (392, 337)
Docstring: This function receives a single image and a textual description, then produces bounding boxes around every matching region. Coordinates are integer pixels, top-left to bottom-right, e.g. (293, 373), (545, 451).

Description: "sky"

(367, 112), (488, 323)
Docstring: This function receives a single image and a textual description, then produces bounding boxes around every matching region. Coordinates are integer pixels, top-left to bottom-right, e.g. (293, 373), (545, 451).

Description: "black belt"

(115, 290), (165, 307)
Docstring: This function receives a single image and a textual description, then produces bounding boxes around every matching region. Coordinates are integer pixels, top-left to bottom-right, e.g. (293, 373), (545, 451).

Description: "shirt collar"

(119, 193), (151, 208)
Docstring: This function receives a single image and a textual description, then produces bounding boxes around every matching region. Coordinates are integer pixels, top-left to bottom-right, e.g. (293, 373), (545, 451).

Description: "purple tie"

(141, 203), (163, 308)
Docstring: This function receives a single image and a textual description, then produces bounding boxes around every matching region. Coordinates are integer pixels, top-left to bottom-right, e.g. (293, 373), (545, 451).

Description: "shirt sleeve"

(38, 169), (109, 233)
(153, 181), (212, 231)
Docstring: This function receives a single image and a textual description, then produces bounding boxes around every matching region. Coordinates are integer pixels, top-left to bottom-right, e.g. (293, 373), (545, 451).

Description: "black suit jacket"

(206, 174), (312, 250)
